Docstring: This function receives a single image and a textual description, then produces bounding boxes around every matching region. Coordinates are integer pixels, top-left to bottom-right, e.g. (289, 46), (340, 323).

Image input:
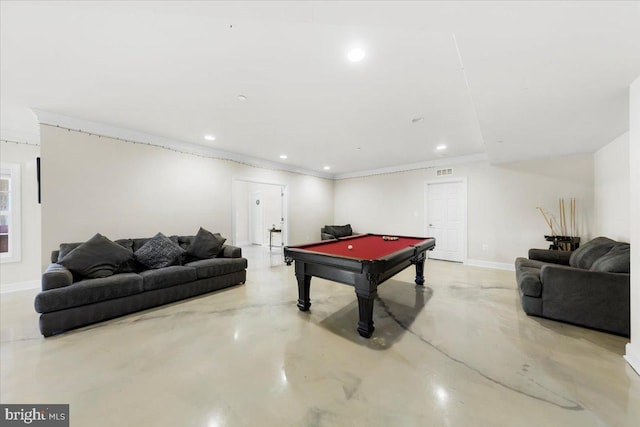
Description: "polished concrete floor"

(1, 246), (638, 426)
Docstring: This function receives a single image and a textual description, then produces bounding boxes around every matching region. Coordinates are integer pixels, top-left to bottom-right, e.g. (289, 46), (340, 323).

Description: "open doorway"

(232, 179), (287, 249)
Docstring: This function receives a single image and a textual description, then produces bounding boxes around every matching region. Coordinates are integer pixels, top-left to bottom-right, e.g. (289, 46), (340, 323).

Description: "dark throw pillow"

(58, 239), (133, 263)
(187, 227), (227, 259)
(134, 232), (185, 269)
(59, 233), (133, 279)
(57, 242), (83, 262)
(569, 237), (617, 269)
(591, 244), (630, 273)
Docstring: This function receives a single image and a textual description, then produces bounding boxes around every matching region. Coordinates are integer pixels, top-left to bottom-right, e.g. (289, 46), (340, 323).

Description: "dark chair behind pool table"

(321, 224), (353, 240)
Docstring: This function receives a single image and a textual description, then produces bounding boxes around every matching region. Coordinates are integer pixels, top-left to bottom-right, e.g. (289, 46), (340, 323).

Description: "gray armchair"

(321, 224), (353, 240)
(515, 237), (630, 336)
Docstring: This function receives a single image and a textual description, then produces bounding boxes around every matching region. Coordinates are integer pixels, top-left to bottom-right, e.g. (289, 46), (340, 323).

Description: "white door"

(250, 191), (263, 245)
(425, 180), (466, 262)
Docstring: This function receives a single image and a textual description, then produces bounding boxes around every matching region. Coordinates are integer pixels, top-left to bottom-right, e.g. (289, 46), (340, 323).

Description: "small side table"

(269, 228), (282, 251)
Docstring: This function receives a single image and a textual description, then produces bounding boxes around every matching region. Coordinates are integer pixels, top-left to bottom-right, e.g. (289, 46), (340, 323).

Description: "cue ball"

(347, 245), (353, 250)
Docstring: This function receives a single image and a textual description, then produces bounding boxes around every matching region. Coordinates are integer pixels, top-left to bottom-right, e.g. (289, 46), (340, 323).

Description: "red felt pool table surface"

(298, 234), (431, 260)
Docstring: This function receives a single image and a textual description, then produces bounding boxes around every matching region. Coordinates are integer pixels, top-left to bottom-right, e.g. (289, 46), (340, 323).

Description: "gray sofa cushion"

(185, 258), (248, 279)
(591, 244), (630, 273)
(59, 233), (134, 279)
(569, 236), (617, 269)
(34, 273), (143, 313)
(115, 258), (147, 274)
(187, 227), (226, 259)
(140, 266), (197, 291)
(134, 232), (185, 269)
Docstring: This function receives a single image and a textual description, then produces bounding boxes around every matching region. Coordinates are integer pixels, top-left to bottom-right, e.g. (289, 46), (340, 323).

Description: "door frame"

(231, 178), (288, 247)
(424, 177), (468, 263)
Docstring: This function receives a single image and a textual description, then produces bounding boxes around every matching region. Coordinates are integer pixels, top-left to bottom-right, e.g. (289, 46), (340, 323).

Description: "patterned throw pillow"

(59, 233), (133, 278)
(134, 232), (185, 269)
(187, 227), (227, 259)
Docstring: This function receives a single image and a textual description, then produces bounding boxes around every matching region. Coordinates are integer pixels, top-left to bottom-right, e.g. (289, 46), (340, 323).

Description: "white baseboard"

(465, 259), (515, 271)
(1, 280), (39, 294)
(624, 343), (640, 375)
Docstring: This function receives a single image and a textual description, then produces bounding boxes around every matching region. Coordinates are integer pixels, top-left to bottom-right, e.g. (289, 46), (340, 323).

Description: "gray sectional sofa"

(35, 230), (247, 337)
(515, 237), (630, 336)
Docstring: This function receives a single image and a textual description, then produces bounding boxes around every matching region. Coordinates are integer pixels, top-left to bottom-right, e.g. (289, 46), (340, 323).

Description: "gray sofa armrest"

(528, 249), (571, 265)
(321, 232), (336, 240)
(42, 263), (74, 291)
(219, 245), (242, 258)
(541, 264), (630, 336)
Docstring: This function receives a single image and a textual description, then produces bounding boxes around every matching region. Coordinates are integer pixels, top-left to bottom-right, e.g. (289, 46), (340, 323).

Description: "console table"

(269, 228), (282, 251)
(544, 235), (580, 251)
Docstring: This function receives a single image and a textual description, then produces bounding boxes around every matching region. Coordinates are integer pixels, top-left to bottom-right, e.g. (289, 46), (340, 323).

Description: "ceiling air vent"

(436, 168), (453, 176)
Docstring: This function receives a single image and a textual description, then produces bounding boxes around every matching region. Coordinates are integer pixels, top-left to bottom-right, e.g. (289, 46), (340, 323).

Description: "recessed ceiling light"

(323, 166), (331, 170)
(204, 135), (216, 141)
(279, 154), (288, 159)
(347, 48), (365, 62)
(436, 144), (447, 151)
(411, 117), (424, 123)
(237, 95), (247, 101)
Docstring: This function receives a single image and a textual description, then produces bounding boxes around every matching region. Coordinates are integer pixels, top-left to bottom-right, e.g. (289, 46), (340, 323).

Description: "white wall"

(233, 180), (250, 245)
(625, 76), (640, 374)
(40, 125), (333, 269)
(594, 132), (630, 241)
(0, 141), (41, 288)
(335, 154), (594, 267)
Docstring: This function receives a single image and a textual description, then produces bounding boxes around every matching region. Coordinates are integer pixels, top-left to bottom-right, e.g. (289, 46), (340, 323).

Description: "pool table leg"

(295, 263), (311, 311)
(414, 254), (426, 286)
(355, 275), (378, 338)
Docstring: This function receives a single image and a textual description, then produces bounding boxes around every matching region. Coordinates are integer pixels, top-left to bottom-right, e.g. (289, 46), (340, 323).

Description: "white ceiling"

(2, 1), (640, 176)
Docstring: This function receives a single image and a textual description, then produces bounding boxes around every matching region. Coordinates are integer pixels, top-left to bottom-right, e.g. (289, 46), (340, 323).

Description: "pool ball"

(347, 245), (353, 250)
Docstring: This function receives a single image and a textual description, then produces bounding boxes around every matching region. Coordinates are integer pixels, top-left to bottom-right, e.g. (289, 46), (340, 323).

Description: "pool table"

(284, 233), (436, 338)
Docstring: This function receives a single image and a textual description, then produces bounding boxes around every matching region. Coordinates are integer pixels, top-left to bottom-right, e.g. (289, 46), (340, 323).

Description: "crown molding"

(31, 110), (491, 181)
(32, 110), (334, 179)
(0, 128), (40, 146)
(333, 153), (489, 180)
